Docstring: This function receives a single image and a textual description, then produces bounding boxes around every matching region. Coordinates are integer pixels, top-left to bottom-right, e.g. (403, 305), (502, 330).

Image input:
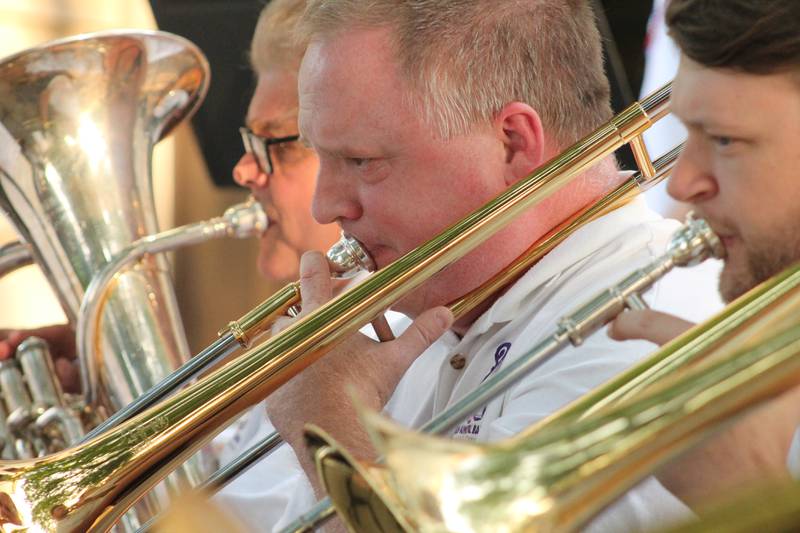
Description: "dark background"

(149, 0), (654, 186)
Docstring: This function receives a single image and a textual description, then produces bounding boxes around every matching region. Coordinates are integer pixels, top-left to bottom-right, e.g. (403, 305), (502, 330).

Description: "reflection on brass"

(310, 265), (800, 532)
(276, 86), (674, 533)
(0, 29), (214, 529)
(0, 75), (669, 530)
(658, 479), (800, 533)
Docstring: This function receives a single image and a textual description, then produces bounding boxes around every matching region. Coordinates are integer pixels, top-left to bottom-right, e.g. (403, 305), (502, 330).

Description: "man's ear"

(494, 102), (546, 186)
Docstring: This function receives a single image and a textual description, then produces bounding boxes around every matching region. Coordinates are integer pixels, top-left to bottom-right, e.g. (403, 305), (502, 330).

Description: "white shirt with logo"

(214, 197), (724, 532)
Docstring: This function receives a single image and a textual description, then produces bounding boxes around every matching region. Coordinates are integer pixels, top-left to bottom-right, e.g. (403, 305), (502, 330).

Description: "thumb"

(608, 309), (694, 346)
(298, 250), (333, 315)
(389, 306), (453, 374)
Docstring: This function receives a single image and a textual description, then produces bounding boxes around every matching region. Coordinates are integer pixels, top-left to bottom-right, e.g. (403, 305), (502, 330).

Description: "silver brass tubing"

(77, 198), (267, 405)
(0, 396), (9, 459)
(17, 337), (62, 408)
(81, 332), (240, 442)
(18, 338), (86, 447)
(0, 28), (216, 522)
(0, 360), (36, 458)
(0, 241), (33, 277)
(422, 215), (722, 436)
(84, 231), (373, 441)
(200, 432), (283, 493)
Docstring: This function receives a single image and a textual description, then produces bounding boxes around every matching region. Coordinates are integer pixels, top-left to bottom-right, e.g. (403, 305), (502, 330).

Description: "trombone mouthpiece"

(221, 197), (269, 239)
(326, 232), (376, 279)
(666, 212), (726, 267)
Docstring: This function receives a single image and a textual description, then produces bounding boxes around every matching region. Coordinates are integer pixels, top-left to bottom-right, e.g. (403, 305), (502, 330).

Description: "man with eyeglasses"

(0, 1), (340, 400)
(232, 50), (338, 285)
(239, 129), (299, 177)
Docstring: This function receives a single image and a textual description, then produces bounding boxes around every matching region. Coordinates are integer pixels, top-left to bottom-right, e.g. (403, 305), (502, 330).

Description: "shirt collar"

(461, 195), (661, 340)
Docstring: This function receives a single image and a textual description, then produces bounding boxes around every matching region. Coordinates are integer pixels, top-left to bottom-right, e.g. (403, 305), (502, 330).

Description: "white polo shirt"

(215, 197), (724, 532)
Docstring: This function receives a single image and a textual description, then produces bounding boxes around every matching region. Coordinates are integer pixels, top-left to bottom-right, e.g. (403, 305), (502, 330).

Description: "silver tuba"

(0, 29), (220, 478)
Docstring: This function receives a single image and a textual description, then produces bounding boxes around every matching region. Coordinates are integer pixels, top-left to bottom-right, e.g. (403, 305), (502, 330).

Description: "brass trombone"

(136, 142), (687, 533)
(0, 83), (670, 531)
(311, 265), (800, 532)
(657, 478), (800, 532)
(190, 144), (687, 505)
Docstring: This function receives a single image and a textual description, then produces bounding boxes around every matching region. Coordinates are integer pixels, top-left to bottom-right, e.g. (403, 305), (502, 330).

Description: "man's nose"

(667, 142), (718, 204)
(311, 165), (362, 225)
(233, 153), (268, 188)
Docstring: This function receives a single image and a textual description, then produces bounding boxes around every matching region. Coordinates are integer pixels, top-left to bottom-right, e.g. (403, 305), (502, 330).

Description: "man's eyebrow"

(247, 110), (299, 135)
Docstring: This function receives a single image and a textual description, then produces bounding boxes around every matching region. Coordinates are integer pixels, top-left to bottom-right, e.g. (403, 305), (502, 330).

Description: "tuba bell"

(0, 29), (267, 527)
(0, 29), (207, 415)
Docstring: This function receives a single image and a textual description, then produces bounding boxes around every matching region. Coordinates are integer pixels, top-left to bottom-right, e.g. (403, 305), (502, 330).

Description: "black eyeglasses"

(239, 126), (301, 175)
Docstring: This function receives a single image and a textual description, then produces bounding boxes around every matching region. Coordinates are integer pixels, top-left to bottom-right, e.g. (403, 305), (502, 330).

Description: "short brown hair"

(666, 0), (800, 76)
(299, 0), (612, 146)
(251, 0), (308, 73)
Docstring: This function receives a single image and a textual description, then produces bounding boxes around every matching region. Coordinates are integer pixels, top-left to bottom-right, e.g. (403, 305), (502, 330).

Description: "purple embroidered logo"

(453, 342), (512, 438)
(482, 342), (511, 382)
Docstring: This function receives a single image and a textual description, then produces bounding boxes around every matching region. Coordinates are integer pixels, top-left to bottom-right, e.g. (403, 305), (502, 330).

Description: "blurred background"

(0, 0), (675, 351)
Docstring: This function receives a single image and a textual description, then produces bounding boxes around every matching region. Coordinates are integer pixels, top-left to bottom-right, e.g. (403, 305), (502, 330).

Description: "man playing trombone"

(611, 0), (800, 514)
(258, 1), (723, 531)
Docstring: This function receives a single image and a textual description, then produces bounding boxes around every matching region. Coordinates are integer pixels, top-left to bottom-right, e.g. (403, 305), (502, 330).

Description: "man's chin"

(718, 261), (763, 304)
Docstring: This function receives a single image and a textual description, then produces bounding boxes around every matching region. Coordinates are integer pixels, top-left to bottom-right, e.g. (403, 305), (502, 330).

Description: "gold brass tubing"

(448, 177), (639, 319)
(222, 281), (396, 348)
(355, 273), (800, 532)
(449, 142), (680, 320)
(657, 479), (800, 533)
(221, 282), (301, 348)
(0, 85), (669, 532)
(629, 135), (656, 179)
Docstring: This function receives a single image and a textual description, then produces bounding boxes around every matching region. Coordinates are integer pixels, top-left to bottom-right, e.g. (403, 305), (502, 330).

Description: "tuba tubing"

(0, 241), (33, 277)
(77, 196), (267, 405)
(0, 28), (222, 527)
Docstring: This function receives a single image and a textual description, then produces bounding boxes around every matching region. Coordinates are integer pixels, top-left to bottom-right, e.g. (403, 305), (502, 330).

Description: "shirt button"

(449, 353), (466, 370)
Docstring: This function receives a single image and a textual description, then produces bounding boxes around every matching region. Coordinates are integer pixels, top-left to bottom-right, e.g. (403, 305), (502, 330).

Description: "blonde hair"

(250, 0), (308, 73)
(299, 0), (612, 146)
